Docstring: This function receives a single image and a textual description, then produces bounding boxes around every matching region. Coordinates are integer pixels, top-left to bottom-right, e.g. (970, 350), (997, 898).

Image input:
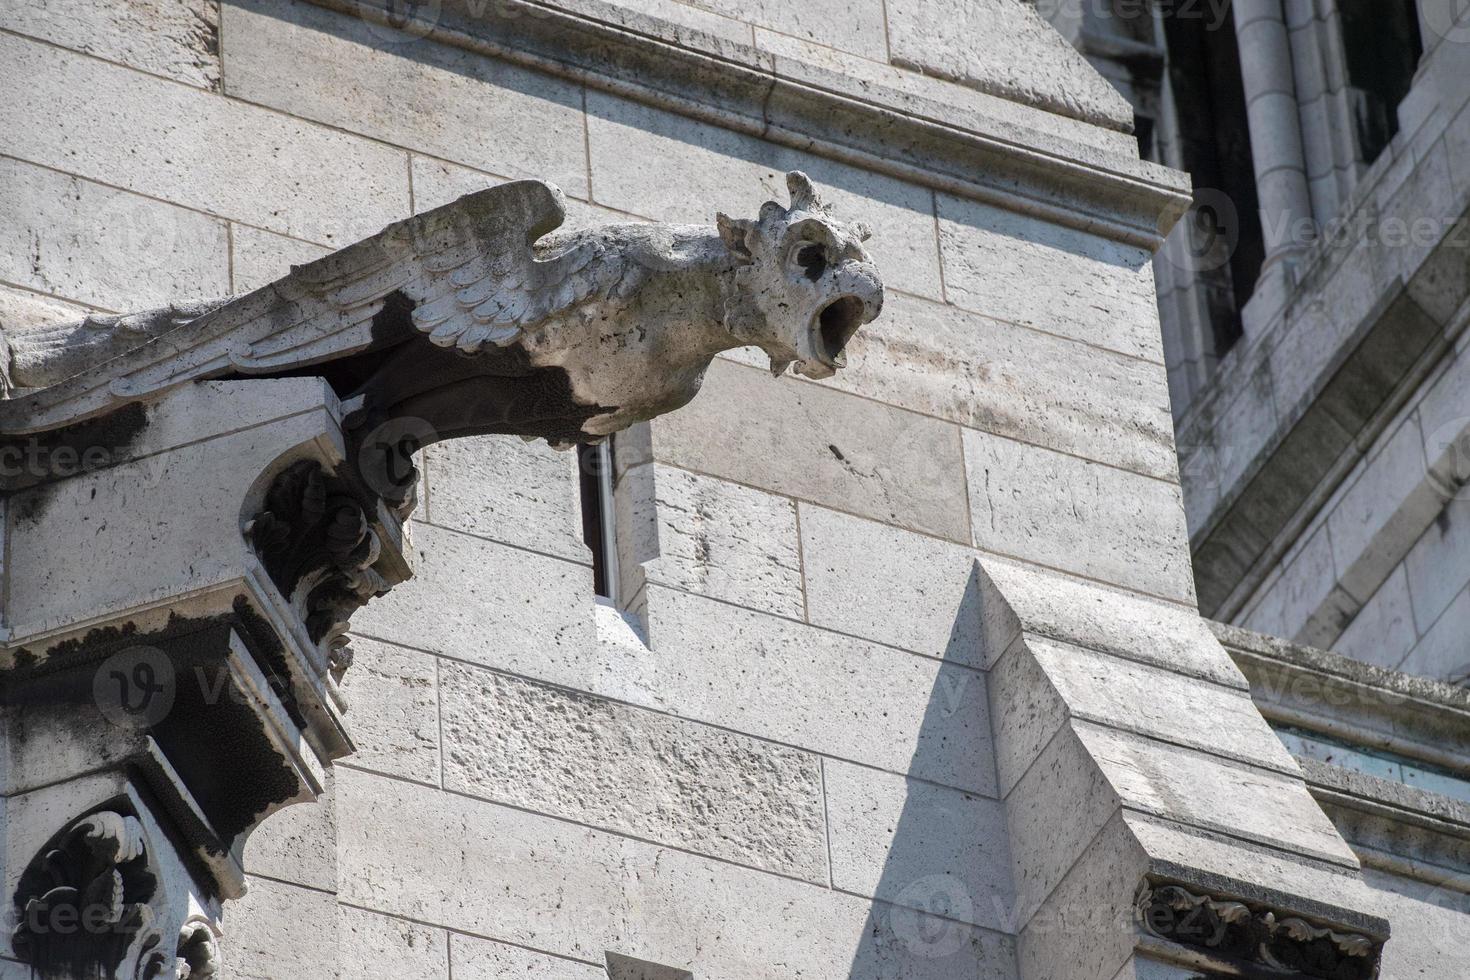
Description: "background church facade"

(1, 1), (1469, 978)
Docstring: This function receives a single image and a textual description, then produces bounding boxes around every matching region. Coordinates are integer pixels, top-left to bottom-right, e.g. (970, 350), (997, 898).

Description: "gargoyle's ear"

(786, 171), (823, 213)
(852, 221), (873, 243)
(716, 212), (756, 261)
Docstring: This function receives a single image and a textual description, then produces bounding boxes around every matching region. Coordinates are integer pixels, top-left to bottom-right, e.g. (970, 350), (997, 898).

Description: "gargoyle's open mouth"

(816, 295), (867, 365)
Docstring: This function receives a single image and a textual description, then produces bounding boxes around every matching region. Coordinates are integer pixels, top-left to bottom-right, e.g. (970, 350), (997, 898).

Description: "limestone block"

(0, 284), (92, 332)
(1327, 415), (1440, 603)
(585, 92), (944, 300)
(1399, 586), (1470, 681)
(641, 465), (804, 618)
(1017, 812), (1146, 980)
(352, 521), (596, 675)
(1240, 523), (1338, 641)
(962, 429), (1196, 604)
(338, 904), (448, 979)
(409, 157), (626, 229)
(0, 31), (409, 245)
(823, 759), (1012, 930)
(682, 0), (886, 58)
(424, 434), (587, 564)
(0, 0), (220, 88)
(6, 391), (339, 635)
(1077, 723), (1359, 867)
(643, 586), (997, 795)
(1362, 868), (1470, 980)
(936, 194), (1162, 363)
(973, 557), (1244, 687)
(652, 359), (970, 542)
(809, 294), (1176, 481)
(242, 770), (338, 892)
(1335, 566), (1418, 669)
(1004, 726), (1119, 926)
(991, 639), (1294, 797)
(798, 504), (983, 665)
(0, 157), (229, 311)
(438, 661), (828, 882)
(1208, 361), (1279, 497)
(221, 0), (588, 195)
(886, 0), (1132, 130)
(1405, 499), (1470, 633)
(452, 934), (605, 979)
(220, 876), (339, 980)
(229, 224), (330, 294)
(336, 637), (441, 784)
(603, 0), (754, 44)
(336, 768), (1017, 979)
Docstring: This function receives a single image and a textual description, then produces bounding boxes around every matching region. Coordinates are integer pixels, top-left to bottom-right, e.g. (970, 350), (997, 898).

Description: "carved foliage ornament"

(1137, 882), (1379, 979)
(245, 458), (397, 678)
(11, 809), (220, 979)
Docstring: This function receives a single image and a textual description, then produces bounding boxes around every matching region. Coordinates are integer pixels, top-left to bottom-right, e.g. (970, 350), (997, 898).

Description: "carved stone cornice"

(1136, 880), (1382, 979)
(319, 0), (1192, 249)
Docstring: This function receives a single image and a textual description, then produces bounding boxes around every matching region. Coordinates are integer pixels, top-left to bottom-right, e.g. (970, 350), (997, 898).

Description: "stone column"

(1233, 0), (1315, 268)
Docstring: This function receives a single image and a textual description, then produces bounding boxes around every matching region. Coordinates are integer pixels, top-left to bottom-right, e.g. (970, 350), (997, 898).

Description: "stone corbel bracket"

(1136, 879), (1382, 979)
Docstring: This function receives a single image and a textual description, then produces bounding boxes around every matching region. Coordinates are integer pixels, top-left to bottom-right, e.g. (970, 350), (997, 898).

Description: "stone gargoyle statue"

(0, 171), (884, 484)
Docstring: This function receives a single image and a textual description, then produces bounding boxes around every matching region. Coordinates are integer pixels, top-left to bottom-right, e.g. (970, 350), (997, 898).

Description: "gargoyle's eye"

(795, 243), (828, 282)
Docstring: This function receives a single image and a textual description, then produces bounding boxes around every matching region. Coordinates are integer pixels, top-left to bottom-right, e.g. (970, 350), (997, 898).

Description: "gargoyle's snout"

(796, 263), (884, 380)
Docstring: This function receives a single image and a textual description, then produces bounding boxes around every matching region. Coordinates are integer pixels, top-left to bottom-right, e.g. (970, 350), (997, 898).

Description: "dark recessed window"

(1339, 0), (1423, 165)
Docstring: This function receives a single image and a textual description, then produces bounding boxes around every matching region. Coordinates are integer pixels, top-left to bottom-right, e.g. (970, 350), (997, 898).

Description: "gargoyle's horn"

(786, 171), (828, 214)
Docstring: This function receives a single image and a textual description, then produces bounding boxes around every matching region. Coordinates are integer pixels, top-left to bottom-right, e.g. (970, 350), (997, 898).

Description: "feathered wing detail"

(408, 219), (633, 354)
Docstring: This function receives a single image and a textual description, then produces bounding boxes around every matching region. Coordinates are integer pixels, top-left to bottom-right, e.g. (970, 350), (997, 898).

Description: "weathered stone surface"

(439, 661), (829, 881)
(1020, 639), (1298, 777)
(220, 876), (339, 980)
(242, 771), (337, 893)
(337, 637), (441, 784)
(1078, 722), (1359, 866)
(1004, 726), (1119, 925)
(337, 768), (1017, 979)
(641, 465), (805, 618)
(974, 556), (1245, 685)
(339, 905), (448, 980)
(654, 359), (970, 542)
(1404, 498), (1470, 633)
(1241, 523), (1338, 641)
(229, 224), (330, 293)
(683, 0), (887, 58)
(962, 429), (1196, 604)
(798, 503), (983, 665)
(1336, 566), (1418, 669)
(409, 157), (625, 228)
(885, 0), (1134, 130)
(815, 293), (1177, 480)
(425, 434), (587, 564)
(936, 194), (1161, 362)
(586, 92), (944, 300)
(1399, 586), (1470, 681)
(0, 157), (229, 311)
(222, 0), (589, 195)
(452, 934), (605, 979)
(352, 522), (596, 674)
(0, 31), (409, 245)
(824, 759), (1012, 930)
(0, 0), (220, 88)
(643, 586), (996, 795)
(0, 284), (93, 332)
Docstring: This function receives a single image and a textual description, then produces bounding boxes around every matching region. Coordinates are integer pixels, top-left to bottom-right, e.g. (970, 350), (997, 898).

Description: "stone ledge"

(322, 0), (1191, 249)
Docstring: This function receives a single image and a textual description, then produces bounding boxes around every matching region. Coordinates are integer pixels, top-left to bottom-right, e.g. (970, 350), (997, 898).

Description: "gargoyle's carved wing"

(0, 180), (605, 435)
(408, 210), (632, 354)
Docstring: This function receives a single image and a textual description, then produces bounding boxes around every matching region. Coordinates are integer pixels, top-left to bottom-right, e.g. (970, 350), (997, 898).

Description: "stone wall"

(1175, 12), (1470, 685)
(0, 1), (1398, 978)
